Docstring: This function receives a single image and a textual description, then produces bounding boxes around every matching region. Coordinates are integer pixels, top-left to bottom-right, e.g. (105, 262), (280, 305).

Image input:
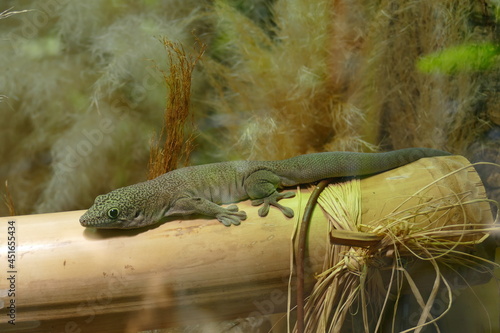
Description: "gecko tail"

(272, 148), (451, 186)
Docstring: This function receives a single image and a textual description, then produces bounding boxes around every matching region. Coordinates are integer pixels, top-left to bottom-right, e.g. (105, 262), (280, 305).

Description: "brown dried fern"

(148, 37), (206, 179)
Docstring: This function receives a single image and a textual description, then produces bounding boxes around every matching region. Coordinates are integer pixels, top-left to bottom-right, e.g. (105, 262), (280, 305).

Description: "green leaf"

(417, 42), (500, 74)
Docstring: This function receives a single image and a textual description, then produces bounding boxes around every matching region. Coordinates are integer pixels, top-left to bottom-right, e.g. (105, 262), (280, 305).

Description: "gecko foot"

(251, 191), (295, 218)
(216, 205), (247, 226)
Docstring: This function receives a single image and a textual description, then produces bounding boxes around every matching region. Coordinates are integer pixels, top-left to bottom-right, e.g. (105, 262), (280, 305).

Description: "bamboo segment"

(360, 155), (492, 246)
(0, 156), (493, 333)
(0, 191), (327, 333)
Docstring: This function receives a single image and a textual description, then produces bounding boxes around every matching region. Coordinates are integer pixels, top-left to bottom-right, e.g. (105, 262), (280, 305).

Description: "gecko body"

(80, 148), (450, 229)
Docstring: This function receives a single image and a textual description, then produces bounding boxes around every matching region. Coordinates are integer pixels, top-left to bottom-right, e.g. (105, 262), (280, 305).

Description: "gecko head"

(80, 186), (152, 229)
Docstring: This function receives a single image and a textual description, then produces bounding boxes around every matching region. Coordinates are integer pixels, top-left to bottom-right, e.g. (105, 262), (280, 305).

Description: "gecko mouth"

(79, 211), (92, 227)
(79, 218), (123, 228)
(79, 212), (119, 228)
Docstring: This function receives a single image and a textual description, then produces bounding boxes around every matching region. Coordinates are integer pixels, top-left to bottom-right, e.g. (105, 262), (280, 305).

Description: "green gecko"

(80, 148), (450, 229)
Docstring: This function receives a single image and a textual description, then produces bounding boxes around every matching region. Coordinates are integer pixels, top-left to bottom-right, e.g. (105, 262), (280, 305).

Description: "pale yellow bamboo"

(0, 156), (492, 333)
(361, 155), (492, 242)
(0, 190), (327, 332)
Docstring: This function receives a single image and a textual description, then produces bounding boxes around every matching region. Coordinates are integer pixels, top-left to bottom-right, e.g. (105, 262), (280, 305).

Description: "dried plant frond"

(148, 37), (206, 179)
(300, 163), (500, 333)
(3, 180), (16, 216)
(0, 7), (32, 19)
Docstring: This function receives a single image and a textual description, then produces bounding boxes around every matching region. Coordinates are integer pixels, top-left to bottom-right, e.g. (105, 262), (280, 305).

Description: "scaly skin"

(79, 148), (451, 229)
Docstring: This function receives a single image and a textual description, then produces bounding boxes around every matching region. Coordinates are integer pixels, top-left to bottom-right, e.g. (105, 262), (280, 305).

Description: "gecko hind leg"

(251, 191), (296, 217)
(244, 170), (296, 218)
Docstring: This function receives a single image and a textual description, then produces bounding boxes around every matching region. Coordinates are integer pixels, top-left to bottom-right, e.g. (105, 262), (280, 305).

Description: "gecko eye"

(107, 208), (120, 219)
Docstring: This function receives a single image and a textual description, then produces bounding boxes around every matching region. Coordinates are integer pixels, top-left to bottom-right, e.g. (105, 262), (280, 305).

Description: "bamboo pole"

(0, 188), (328, 332)
(0, 156), (493, 332)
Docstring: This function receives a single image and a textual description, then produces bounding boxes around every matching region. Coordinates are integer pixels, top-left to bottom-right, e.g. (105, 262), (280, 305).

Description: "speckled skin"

(80, 148), (450, 228)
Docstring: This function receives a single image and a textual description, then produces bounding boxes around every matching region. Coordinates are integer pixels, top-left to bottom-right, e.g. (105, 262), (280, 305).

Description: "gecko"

(79, 148), (451, 229)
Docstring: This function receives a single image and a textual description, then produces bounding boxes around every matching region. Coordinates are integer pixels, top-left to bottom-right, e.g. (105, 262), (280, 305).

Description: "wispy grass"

(206, 0), (370, 160)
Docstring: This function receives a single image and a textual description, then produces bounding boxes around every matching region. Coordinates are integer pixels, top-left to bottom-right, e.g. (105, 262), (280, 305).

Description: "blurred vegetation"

(0, 0), (499, 224)
(418, 42), (500, 73)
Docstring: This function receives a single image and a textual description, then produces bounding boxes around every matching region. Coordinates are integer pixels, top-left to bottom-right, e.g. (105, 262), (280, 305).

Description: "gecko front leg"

(166, 197), (247, 226)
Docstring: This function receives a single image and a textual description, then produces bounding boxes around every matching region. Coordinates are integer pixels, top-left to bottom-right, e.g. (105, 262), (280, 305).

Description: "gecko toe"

(217, 215), (240, 226)
(278, 205), (294, 218)
(258, 203), (270, 217)
(219, 217), (233, 226)
(216, 208), (247, 226)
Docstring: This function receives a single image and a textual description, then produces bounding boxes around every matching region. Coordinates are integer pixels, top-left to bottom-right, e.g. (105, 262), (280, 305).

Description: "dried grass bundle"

(300, 163), (499, 333)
